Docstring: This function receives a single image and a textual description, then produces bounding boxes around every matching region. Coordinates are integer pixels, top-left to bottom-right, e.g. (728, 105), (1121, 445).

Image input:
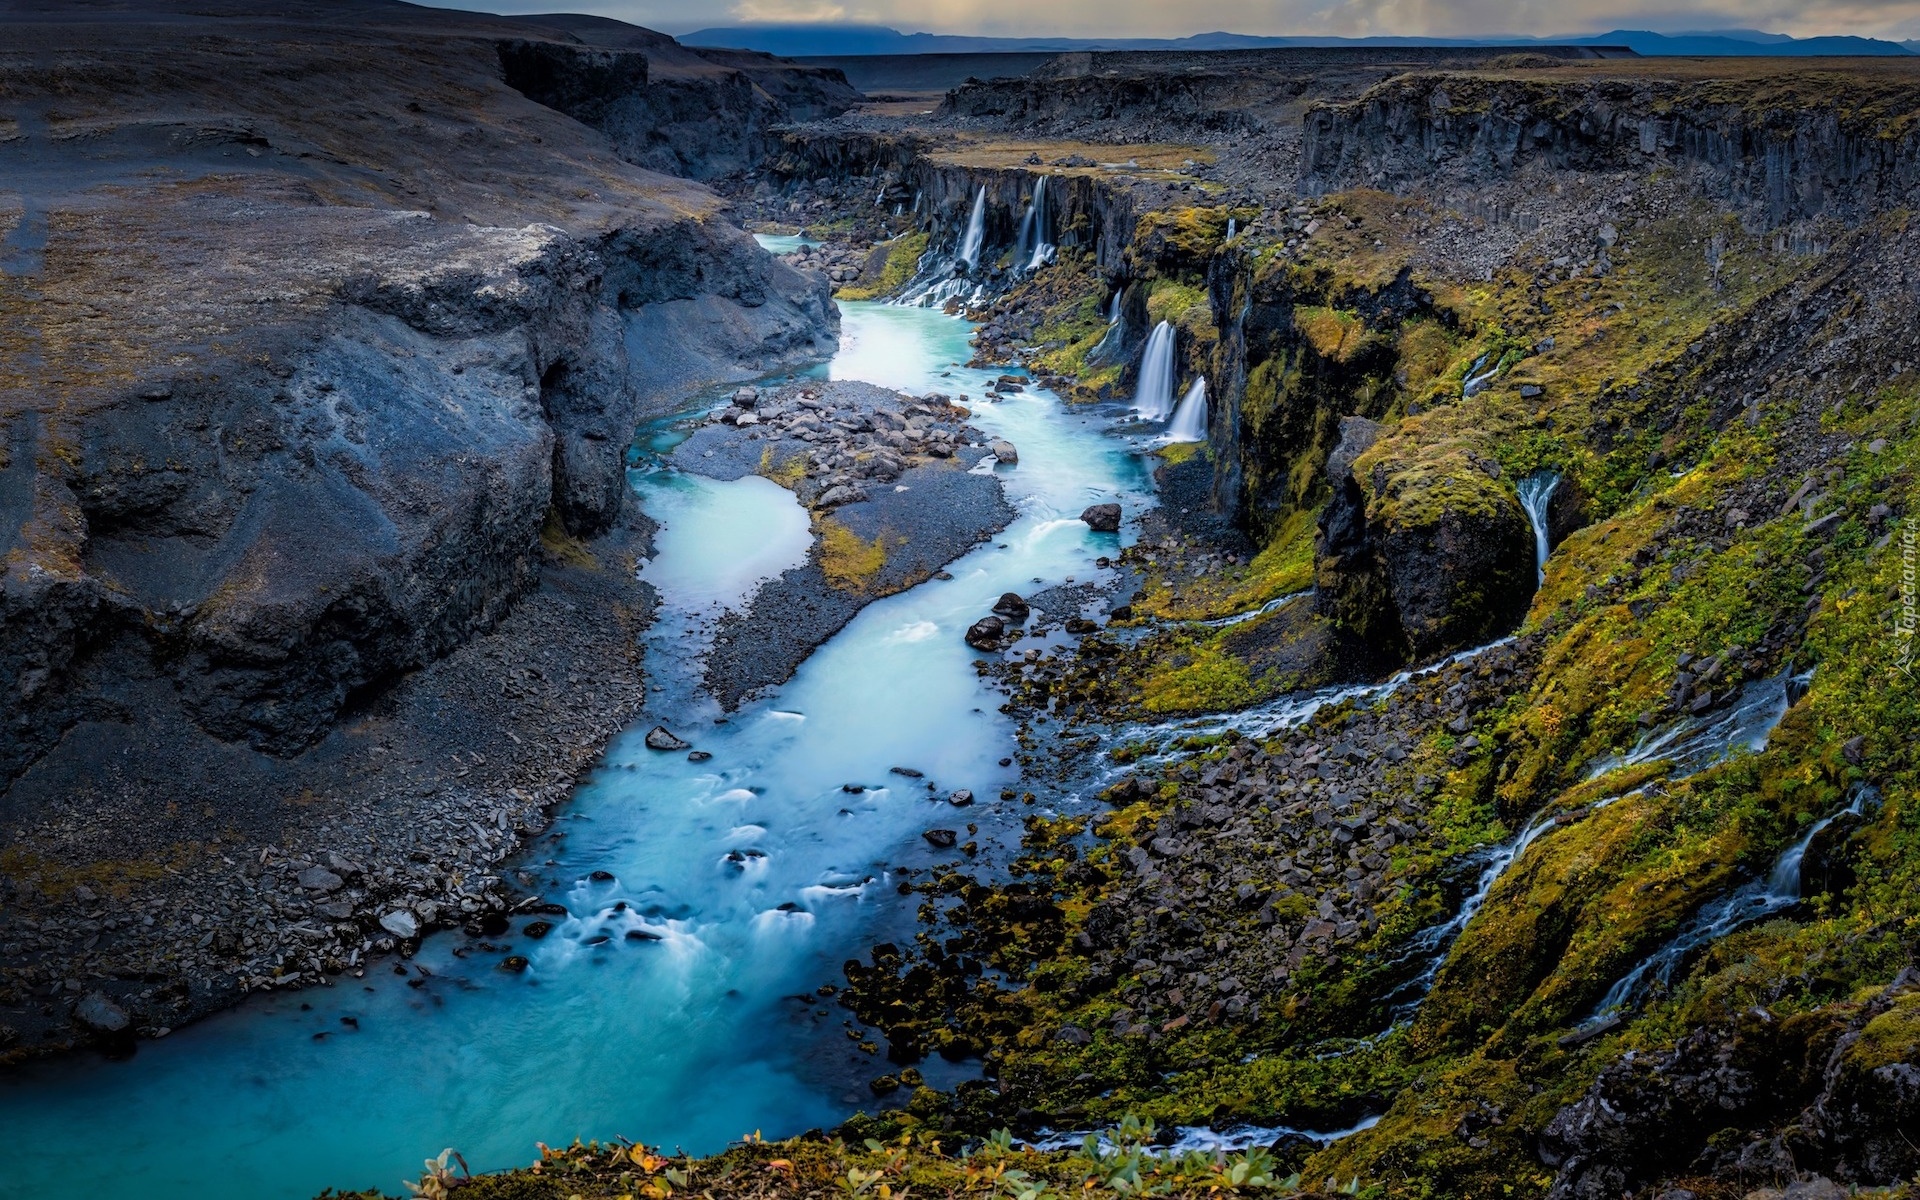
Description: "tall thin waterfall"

(1164, 378), (1208, 442)
(1516, 471), (1561, 587)
(1585, 783), (1877, 1023)
(1133, 321), (1177, 421)
(1226, 217), (1237, 240)
(956, 186), (986, 270)
(1107, 290), (1122, 325)
(1013, 176), (1055, 271)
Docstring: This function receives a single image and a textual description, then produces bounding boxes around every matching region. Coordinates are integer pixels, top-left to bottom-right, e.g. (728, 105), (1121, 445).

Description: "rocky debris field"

(668, 380), (1018, 707)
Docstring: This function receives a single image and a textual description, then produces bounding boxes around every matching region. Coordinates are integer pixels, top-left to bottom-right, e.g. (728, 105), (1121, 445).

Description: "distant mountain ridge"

(679, 23), (1917, 58)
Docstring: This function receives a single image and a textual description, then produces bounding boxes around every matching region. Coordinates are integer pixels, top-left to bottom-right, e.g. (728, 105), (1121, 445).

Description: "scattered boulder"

(948, 789), (975, 807)
(965, 615), (1006, 649)
(992, 592), (1031, 622)
(380, 909), (420, 940)
(296, 866), (344, 892)
(923, 829), (958, 849)
(645, 725), (690, 751)
(731, 387), (759, 408)
(990, 439), (1019, 464)
(73, 991), (130, 1036)
(1080, 503), (1122, 533)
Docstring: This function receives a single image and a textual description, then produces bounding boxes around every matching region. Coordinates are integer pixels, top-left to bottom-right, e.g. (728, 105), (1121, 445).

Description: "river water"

(0, 303), (1152, 1200)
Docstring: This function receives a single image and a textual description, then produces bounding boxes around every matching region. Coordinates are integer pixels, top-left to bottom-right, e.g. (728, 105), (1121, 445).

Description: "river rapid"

(0, 303), (1152, 1200)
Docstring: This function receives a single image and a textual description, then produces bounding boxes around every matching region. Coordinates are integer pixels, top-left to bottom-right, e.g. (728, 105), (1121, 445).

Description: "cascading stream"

(1013, 176), (1055, 272)
(1384, 665), (1816, 1016)
(1583, 782), (1876, 1024)
(957, 184), (987, 270)
(1515, 470), (1560, 588)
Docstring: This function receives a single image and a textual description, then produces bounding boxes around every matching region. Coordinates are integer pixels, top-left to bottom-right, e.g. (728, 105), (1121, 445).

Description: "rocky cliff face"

(0, 0), (840, 1043)
(500, 15), (860, 180)
(1301, 67), (1920, 227)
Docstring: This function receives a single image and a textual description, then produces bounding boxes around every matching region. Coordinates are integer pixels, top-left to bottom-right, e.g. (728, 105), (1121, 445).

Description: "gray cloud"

(446, 0), (1920, 40)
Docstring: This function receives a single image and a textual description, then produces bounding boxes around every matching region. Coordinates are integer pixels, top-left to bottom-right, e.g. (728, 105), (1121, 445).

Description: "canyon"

(0, 10), (1915, 1200)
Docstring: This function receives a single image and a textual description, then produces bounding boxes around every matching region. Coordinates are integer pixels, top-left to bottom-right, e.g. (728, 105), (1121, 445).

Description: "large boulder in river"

(964, 615), (1006, 650)
(1315, 418), (1533, 659)
(990, 439), (1019, 464)
(1080, 503), (1122, 533)
(991, 592), (1030, 622)
(645, 725), (690, 751)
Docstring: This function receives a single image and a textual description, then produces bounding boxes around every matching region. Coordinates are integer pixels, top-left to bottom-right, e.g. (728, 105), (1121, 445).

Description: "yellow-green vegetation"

(1145, 280), (1208, 330)
(540, 506), (599, 570)
(1130, 508), (1316, 623)
(818, 518), (890, 592)
(925, 138), (1216, 176)
(345, 1120), (1319, 1200)
(1153, 440), (1206, 469)
(835, 232), (928, 301)
(0, 846), (178, 901)
(757, 446), (810, 489)
(1129, 206), (1260, 279)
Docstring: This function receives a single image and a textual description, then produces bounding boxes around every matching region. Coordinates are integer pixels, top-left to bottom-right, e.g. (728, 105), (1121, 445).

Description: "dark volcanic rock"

(991, 592), (1031, 621)
(1315, 419), (1533, 659)
(965, 616), (1007, 649)
(1080, 503), (1123, 533)
(0, 0), (839, 1051)
(645, 725), (691, 751)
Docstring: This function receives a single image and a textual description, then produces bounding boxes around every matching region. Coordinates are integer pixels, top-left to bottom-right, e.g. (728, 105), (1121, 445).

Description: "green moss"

(835, 232), (928, 301)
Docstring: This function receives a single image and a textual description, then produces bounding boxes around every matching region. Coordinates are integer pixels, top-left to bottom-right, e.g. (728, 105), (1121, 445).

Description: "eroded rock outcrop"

(1315, 417), (1534, 658)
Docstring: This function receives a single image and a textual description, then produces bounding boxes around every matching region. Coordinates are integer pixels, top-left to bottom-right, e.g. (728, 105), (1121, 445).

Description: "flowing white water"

(1107, 290), (1122, 325)
(1027, 1114), (1383, 1154)
(1133, 321), (1178, 422)
(1462, 353), (1500, 398)
(0, 304), (1153, 1200)
(1586, 783), (1876, 1022)
(1387, 665), (1815, 1016)
(1515, 471), (1560, 587)
(1013, 176), (1056, 272)
(1226, 218), (1237, 240)
(1163, 378), (1209, 443)
(957, 185), (987, 270)
(1198, 591), (1310, 629)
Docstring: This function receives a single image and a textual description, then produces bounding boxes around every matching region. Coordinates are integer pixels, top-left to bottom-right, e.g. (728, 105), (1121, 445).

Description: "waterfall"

(1386, 664), (1816, 1016)
(1586, 783), (1878, 1023)
(1516, 471), (1561, 587)
(1013, 176), (1056, 272)
(1133, 321), (1177, 421)
(1226, 217), (1237, 240)
(956, 185), (986, 270)
(1107, 290), (1122, 325)
(1163, 378), (1209, 443)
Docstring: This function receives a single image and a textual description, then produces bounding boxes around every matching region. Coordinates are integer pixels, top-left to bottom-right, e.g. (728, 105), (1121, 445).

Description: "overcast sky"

(457, 0), (1920, 40)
